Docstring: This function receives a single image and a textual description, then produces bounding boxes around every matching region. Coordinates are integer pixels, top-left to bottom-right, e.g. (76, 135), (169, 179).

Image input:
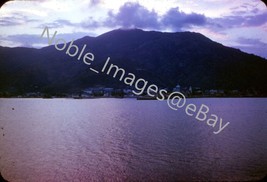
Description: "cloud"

(237, 37), (266, 45)
(0, 32), (90, 48)
(37, 19), (76, 29)
(230, 4), (260, 16)
(106, 2), (159, 29)
(103, 2), (207, 31)
(0, 34), (47, 47)
(80, 17), (100, 29)
(245, 12), (267, 26)
(235, 37), (267, 58)
(0, 13), (39, 26)
(210, 11), (267, 30)
(90, 0), (102, 6)
(1, 0), (266, 59)
(161, 7), (207, 31)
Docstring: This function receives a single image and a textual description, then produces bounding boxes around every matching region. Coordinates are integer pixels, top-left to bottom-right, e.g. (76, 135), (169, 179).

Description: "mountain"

(1, 29), (267, 96)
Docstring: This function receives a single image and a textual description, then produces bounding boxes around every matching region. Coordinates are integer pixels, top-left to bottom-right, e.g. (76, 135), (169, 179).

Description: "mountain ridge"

(0, 29), (267, 96)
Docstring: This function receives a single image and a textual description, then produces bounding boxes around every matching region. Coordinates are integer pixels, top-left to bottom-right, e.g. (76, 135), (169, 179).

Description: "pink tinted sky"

(0, 0), (267, 58)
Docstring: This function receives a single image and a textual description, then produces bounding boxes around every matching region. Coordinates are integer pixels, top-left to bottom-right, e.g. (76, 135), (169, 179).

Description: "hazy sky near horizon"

(0, 0), (267, 58)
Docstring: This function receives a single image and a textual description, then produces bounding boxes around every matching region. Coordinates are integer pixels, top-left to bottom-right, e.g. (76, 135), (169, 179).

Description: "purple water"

(0, 98), (266, 181)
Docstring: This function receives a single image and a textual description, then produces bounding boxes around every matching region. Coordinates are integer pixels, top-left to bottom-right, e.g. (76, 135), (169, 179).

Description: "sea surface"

(0, 98), (266, 181)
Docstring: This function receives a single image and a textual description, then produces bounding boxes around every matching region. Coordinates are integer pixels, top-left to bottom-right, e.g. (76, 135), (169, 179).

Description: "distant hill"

(1, 29), (267, 96)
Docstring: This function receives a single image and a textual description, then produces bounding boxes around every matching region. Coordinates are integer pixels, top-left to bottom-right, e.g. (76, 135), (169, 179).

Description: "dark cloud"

(106, 2), (159, 29)
(237, 37), (266, 45)
(245, 12), (267, 26)
(235, 37), (267, 58)
(0, 32), (91, 48)
(210, 12), (267, 29)
(4, 34), (44, 47)
(104, 2), (207, 31)
(162, 7), (207, 31)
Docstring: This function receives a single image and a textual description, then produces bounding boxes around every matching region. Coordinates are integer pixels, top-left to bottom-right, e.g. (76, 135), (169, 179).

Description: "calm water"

(0, 98), (266, 181)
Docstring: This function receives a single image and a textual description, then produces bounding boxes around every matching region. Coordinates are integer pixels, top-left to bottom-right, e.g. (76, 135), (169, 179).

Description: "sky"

(0, 0), (267, 58)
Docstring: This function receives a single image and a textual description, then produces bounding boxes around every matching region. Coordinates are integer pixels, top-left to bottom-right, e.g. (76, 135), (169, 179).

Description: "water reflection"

(0, 98), (266, 181)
